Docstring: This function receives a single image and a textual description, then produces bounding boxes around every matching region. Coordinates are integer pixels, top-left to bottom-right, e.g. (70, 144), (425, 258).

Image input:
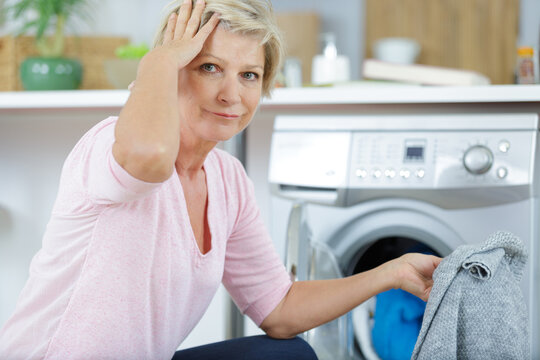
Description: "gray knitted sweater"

(411, 231), (529, 359)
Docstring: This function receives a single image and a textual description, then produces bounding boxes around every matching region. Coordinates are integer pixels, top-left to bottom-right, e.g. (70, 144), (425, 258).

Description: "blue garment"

(171, 335), (318, 360)
(372, 288), (426, 360)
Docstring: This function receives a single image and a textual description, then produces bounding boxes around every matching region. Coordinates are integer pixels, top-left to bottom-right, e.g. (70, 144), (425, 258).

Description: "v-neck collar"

(174, 152), (214, 258)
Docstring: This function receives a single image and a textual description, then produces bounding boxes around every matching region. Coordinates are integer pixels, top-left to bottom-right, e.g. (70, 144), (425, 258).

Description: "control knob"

(463, 145), (493, 175)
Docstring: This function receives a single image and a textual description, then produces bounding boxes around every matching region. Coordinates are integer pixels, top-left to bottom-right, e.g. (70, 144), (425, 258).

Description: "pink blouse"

(0, 116), (292, 359)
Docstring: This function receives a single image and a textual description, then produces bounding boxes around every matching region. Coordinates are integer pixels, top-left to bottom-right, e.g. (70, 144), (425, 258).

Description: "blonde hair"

(153, 0), (284, 97)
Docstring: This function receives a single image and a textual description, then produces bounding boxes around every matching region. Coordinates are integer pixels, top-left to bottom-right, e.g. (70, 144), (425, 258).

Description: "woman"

(0, 0), (441, 359)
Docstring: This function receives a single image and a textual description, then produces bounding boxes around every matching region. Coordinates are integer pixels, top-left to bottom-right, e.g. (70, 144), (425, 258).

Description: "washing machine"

(268, 114), (539, 360)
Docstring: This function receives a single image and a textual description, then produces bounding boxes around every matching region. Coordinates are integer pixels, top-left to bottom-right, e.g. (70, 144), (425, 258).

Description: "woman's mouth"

(209, 111), (240, 119)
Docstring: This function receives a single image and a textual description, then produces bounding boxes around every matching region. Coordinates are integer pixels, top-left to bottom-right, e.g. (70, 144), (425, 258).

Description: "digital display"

(406, 146), (424, 159)
(404, 139), (426, 162)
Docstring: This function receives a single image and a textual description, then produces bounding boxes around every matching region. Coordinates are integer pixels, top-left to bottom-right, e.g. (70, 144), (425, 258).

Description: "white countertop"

(0, 84), (539, 110)
(265, 84), (540, 105)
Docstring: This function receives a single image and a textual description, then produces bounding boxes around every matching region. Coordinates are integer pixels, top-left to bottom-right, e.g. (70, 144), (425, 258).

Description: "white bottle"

(311, 33), (350, 85)
(284, 57), (302, 87)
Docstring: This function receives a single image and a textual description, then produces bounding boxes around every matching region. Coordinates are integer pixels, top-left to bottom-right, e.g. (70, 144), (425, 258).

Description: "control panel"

(269, 113), (539, 207)
(348, 131), (534, 189)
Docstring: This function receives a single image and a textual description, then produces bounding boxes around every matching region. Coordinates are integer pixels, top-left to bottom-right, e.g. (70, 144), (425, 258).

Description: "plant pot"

(20, 57), (83, 91)
(103, 59), (140, 89)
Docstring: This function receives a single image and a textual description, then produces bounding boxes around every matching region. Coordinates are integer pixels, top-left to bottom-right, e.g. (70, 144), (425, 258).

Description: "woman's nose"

(217, 76), (241, 105)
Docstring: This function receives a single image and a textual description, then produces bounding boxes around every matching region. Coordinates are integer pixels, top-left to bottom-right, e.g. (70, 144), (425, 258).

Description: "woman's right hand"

(155, 0), (220, 70)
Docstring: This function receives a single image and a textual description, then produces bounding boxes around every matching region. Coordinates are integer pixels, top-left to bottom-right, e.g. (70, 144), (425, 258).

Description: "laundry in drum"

(372, 289), (425, 360)
(371, 244), (434, 360)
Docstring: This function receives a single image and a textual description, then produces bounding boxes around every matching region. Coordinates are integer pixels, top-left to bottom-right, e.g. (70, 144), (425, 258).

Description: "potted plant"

(4, 0), (93, 90)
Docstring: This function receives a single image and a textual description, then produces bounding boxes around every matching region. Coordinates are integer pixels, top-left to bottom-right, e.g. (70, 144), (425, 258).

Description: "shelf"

(265, 84), (540, 105)
(0, 85), (539, 111)
(0, 90), (129, 110)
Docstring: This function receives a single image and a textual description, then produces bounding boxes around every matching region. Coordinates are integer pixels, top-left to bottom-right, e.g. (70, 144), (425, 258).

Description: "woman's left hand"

(390, 253), (443, 301)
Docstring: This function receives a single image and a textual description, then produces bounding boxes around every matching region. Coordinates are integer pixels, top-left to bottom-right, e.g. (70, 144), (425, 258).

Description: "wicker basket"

(0, 35), (130, 91)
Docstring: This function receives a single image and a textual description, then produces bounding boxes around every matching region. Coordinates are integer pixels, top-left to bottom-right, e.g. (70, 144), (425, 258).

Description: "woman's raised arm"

(113, 0), (220, 183)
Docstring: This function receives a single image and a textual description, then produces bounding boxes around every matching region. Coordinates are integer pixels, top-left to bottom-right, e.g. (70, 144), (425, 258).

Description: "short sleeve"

(65, 117), (165, 205)
(221, 160), (292, 327)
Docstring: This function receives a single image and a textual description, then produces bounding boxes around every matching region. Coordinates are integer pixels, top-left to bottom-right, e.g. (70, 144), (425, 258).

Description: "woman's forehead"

(201, 26), (265, 66)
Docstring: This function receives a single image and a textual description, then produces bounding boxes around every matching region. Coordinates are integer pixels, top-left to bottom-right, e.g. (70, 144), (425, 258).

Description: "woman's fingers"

(163, 13), (177, 44)
(157, 0), (219, 69)
(392, 253), (442, 301)
(174, 0), (194, 39)
(185, 0), (206, 37)
(194, 12), (220, 42)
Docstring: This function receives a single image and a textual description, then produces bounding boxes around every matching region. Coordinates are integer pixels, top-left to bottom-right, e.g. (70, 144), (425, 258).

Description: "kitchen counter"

(0, 84), (539, 111)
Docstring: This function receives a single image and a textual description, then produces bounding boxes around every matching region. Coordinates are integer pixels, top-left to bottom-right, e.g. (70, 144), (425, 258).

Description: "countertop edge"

(0, 85), (539, 110)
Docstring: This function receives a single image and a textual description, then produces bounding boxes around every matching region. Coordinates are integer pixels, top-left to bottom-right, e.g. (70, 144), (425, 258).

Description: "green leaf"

(14, 19), (39, 37)
(115, 44), (150, 59)
(6, 0), (93, 56)
(12, 0), (34, 20)
(35, 1), (54, 39)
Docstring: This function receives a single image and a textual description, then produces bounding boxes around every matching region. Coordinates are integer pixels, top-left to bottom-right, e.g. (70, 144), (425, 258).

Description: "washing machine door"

(305, 240), (354, 359)
(284, 203), (355, 359)
(320, 203), (461, 360)
(284, 201), (311, 282)
(326, 206), (460, 275)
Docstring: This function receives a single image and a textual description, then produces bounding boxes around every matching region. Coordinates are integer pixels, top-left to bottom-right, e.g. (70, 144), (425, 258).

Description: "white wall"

(519, 0), (540, 47)
(73, 0), (172, 46)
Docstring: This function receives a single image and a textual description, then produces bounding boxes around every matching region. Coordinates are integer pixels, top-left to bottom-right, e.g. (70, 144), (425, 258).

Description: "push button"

(355, 168), (368, 179)
(498, 140), (510, 153)
(496, 167), (508, 179)
(385, 169), (396, 179)
(399, 169), (411, 179)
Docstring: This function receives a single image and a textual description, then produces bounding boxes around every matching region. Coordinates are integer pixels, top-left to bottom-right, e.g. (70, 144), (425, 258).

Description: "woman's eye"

(201, 64), (217, 72)
(243, 72), (259, 81)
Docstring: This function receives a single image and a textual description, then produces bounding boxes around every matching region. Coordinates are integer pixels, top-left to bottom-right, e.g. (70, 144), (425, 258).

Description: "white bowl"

(373, 37), (421, 64)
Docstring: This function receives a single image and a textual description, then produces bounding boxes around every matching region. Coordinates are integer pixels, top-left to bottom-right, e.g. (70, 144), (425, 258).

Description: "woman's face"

(177, 25), (265, 145)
